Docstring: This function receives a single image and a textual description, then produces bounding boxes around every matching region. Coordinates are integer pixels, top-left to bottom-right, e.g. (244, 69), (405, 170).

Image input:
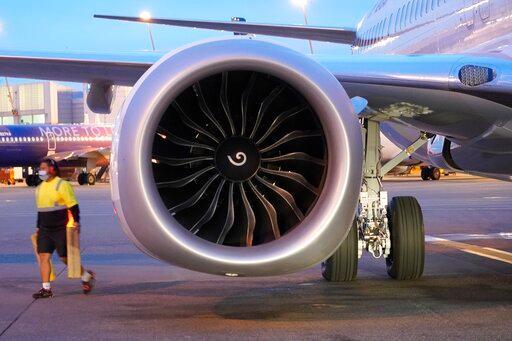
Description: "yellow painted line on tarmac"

(427, 235), (512, 265)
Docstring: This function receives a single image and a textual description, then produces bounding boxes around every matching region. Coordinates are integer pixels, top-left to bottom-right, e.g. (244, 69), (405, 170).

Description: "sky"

(0, 0), (375, 88)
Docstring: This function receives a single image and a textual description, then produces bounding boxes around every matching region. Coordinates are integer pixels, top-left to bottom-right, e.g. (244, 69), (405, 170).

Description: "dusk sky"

(0, 0), (375, 87)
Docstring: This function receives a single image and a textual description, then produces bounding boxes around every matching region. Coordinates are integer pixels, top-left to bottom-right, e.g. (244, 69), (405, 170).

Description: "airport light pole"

(291, 0), (314, 54)
(140, 11), (156, 51)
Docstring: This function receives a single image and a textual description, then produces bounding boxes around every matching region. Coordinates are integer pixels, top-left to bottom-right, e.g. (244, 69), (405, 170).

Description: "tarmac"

(0, 175), (511, 340)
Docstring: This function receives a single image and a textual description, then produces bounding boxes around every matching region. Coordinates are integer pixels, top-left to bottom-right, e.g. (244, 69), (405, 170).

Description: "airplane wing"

(0, 51), (156, 86)
(48, 147), (110, 163)
(93, 15), (357, 45)
(1, 50), (509, 117)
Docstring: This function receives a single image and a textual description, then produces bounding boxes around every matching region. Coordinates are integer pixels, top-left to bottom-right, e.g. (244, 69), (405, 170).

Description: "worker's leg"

(38, 253), (52, 283)
(36, 228), (55, 284)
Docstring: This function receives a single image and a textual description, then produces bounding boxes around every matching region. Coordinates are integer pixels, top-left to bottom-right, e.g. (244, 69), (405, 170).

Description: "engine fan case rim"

(112, 39), (363, 276)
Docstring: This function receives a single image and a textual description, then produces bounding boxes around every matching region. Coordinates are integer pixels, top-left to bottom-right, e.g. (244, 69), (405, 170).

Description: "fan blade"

(239, 183), (256, 246)
(173, 101), (220, 143)
(248, 181), (280, 240)
(155, 155), (214, 167)
(256, 105), (307, 145)
(157, 126), (215, 151)
(249, 86), (284, 140)
(217, 182), (235, 244)
(260, 167), (319, 195)
(169, 174), (219, 214)
(193, 82), (227, 138)
(190, 180), (226, 234)
(240, 73), (257, 136)
(156, 166), (215, 189)
(260, 130), (321, 153)
(255, 175), (304, 220)
(220, 72), (236, 135)
(261, 152), (325, 166)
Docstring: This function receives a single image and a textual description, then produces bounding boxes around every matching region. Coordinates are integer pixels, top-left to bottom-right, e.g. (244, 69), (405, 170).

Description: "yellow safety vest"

(36, 177), (78, 228)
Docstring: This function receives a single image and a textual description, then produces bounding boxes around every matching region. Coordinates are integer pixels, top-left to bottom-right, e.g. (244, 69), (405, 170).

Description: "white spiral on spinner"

(227, 152), (247, 166)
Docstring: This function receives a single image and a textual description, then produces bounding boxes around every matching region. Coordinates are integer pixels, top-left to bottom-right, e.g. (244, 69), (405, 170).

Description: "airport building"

(0, 81), (84, 125)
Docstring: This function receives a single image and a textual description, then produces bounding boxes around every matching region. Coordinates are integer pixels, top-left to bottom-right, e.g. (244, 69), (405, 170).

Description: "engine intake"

(111, 39), (363, 276)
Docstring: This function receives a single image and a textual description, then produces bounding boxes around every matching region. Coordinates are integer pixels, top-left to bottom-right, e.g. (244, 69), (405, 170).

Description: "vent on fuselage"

(459, 65), (496, 87)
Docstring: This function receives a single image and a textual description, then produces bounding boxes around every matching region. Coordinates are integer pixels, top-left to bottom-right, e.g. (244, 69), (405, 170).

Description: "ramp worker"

(32, 158), (95, 299)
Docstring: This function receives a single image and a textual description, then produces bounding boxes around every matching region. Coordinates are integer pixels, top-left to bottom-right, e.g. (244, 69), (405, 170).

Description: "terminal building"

(0, 81), (84, 125)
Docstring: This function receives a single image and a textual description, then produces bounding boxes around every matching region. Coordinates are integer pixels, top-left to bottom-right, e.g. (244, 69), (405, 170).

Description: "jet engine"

(111, 39), (363, 276)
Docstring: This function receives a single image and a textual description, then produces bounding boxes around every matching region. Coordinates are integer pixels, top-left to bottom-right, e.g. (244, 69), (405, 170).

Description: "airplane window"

(388, 13), (394, 35)
(396, 8), (401, 32)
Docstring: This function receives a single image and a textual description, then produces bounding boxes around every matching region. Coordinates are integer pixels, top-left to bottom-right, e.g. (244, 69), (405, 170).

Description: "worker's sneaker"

(82, 271), (95, 294)
(32, 288), (53, 299)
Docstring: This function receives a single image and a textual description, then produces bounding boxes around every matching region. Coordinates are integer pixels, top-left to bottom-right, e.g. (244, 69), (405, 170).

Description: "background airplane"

(0, 0), (510, 283)
(0, 124), (112, 186)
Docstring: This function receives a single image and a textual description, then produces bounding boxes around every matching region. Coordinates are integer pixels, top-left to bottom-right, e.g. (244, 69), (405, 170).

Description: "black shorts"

(37, 227), (67, 257)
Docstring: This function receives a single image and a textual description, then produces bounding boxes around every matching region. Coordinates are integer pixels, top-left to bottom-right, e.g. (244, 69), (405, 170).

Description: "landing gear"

(386, 196), (425, 280)
(322, 117), (427, 282)
(322, 220), (359, 282)
(421, 166), (441, 181)
(87, 173), (96, 186)
(78, 172), (96, 186)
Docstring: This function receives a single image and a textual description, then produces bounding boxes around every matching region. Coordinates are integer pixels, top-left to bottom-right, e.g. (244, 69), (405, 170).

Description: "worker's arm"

(59, 181), (80, 224)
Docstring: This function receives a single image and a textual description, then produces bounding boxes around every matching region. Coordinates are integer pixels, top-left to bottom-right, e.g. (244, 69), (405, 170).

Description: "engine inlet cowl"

(111, 39), (363, 276)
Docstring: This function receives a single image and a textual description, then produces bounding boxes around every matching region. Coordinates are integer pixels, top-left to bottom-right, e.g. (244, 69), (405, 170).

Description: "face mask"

(39, 170), (49, 181)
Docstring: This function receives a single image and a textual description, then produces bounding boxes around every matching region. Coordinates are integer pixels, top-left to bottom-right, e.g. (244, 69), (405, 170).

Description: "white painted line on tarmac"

(425, 233), (512, 242)
(426, 235), (512, 265)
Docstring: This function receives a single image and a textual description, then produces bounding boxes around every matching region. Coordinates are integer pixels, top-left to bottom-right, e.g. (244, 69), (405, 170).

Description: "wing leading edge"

(93, 15), (357, 45)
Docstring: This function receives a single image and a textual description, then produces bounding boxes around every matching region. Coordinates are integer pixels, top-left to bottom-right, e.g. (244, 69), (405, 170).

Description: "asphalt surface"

(0, 175), (511, 340)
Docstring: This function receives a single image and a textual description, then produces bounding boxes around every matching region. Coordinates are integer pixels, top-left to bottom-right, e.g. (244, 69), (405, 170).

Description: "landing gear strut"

(323, 117), (428, 282)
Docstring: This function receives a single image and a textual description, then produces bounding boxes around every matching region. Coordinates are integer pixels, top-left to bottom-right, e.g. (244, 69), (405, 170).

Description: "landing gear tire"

(77, 173), (87, 186)
(86, 173), (96, 186)
(322, 220), (358, 282)
(386, 196), (425, 280)
(430, 167), (441, 181)
(420, 167), (430, 181)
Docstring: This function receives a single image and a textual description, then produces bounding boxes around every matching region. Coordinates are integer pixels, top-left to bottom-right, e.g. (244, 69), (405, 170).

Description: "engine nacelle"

(111, 39), (363, 276)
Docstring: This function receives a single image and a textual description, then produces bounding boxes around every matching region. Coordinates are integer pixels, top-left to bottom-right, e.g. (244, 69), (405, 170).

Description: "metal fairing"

(111, 39), (363, 276)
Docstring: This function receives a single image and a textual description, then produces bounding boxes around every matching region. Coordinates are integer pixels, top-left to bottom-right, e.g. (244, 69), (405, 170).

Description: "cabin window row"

(356, 0), (448, 49)
(0, 136), (110, 143)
